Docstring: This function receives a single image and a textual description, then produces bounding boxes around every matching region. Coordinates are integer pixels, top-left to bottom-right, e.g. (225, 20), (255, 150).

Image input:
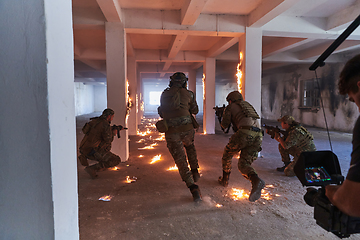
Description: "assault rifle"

(262, 124), (288, 140)
(213, 104), (230, 133)
(111, 125), (128, 138)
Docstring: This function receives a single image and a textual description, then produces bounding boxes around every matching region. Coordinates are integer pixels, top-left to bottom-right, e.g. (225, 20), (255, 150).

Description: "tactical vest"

(290, 125), (315, 152)
(236, 101), (260, 119)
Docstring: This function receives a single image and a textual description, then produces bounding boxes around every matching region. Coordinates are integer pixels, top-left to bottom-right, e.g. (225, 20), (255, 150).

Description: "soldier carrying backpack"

(157, 72), (202, 202)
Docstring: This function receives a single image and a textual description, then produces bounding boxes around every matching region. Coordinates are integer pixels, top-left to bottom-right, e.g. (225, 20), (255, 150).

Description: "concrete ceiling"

(73, 0), (360, 84)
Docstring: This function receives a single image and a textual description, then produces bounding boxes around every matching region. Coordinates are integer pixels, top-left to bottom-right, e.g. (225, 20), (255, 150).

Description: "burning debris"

(138, 143), (158, 150)
(99, 195), (113, 201)
(110, 166), (119, 171)
(138, 155), (144, 158)
(125, 176), (137, 183)
(137, 129), (152, 136)
(150, 154), (162, 164)
(167, 165), (178, 171)
(227, 185), (280, 202)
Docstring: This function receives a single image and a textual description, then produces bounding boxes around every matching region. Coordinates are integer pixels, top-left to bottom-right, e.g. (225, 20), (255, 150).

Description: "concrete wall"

(74, 83), (95, 116)
(0, 0), (79, 239)
(94, 85), (107, 112)
(261, 63), (359, 132)
(74, 83), (107, 116)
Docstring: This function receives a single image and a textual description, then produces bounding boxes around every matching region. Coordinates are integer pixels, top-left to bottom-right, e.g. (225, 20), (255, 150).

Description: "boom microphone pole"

(309, 14), (360, 71)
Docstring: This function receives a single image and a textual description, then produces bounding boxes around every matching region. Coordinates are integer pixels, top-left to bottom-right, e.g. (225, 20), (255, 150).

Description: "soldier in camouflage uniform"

(273, 115), (316, 177)
(218, 91), (265, 202)
(157, 72), (202, 202)
(78, 108), (121, 179)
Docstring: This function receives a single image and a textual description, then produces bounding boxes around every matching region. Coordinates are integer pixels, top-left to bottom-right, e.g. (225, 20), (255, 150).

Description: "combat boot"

(218, 171), (230, 187)
(78, 154), (89, 166)
(276, 162), (290, 172)
(84, 164), (101, 179)
(189, 184), (202, 202)
(191, 169), (201, 182)
(249, 174), (265, 202)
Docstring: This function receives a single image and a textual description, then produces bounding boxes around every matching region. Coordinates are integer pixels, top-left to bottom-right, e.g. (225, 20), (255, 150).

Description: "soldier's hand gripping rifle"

(112, 125), (128, 138)
(213, 104), (231, 133)
(262, 124), (288, 140)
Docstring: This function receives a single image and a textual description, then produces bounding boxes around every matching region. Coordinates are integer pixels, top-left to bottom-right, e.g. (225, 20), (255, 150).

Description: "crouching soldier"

(272, 115), (316, 176)
(218, 91), (265, 202)
(78, 108), (121, 179)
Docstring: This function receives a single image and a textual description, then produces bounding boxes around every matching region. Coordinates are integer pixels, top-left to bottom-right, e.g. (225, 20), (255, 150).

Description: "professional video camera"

(294, 151), (360, 238)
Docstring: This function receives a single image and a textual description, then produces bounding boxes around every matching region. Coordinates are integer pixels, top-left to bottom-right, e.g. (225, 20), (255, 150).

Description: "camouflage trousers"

(279, 143), (316, 177)
(222, 129), (263, 180)
(165, 128), (198, 187)
(81, 149), (121, 169)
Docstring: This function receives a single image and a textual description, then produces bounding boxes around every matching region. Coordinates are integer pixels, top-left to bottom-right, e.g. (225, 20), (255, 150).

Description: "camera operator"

(325, 54), (360, 217)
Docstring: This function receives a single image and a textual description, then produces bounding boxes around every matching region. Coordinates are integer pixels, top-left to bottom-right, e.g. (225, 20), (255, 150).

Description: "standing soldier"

(272, 115), (316, 176)
(218, 91), (265, 202)
(157, 72), (201, 202)
(78, 108), (122, 179)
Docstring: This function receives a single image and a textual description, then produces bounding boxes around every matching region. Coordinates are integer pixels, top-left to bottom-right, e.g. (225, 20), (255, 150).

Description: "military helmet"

(226, 91), (243, 102)
(277, 115), (295, 125)
(170, 72), (188, 84)
(101, 108), (115, 117)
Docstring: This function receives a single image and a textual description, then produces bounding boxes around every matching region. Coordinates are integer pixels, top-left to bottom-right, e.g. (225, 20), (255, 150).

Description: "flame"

(136, 139), (145, 143)
(215, 204), (223, 208)
(150, 154), (162, 164)
(236, 52), (243, 93)
(99, 195), (112, 201)
(140, 101), (144, 112)
(261, 189), (272, 200)
(125, 176), (137, 183)
(228, 185), (280, 201)
(139, 155), (144, 158)
(229, 188), (249, 200)
(138, 143), (158, 150)
(167, 164), (197, 171)
(137, 129), (152, 136)
(110, 166), (119, 171)
(167, 165), (178, 171)
(202, 73), (206, 100)
(154, 134), (165, 141)
(136, 94), (138, 113)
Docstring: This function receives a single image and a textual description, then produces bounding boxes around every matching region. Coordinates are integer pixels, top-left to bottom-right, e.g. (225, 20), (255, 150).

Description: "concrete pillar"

(137, 71), (144, 123)
(188, 69), (196, 95)
(127, 56), (138, 135)
(203, 58), (216, 134)
(0, 0), (78, 239)
(239, 27), (262, 117)
(105, 22), (129, 162)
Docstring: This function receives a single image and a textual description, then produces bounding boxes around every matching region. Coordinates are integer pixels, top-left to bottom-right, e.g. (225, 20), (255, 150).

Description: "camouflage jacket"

(221, 100), (260, 132)
(283, 125), (316, 153)
(79, 117), (114, 155)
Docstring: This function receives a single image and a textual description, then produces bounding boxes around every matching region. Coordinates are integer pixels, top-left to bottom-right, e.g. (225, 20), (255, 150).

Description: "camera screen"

(305, 167), (331, 183)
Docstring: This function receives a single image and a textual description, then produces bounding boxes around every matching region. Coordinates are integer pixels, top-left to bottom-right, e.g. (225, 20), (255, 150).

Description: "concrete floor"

(76, 113), (360, 240)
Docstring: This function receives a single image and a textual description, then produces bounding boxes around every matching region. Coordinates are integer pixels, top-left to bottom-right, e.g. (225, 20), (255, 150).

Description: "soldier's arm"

(220, 105), (231, 129)
(102, 122), (114, 144)
(277, 129), (297, 149)
(188, 90), (199, 115)
(274, 132), (286, 148)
